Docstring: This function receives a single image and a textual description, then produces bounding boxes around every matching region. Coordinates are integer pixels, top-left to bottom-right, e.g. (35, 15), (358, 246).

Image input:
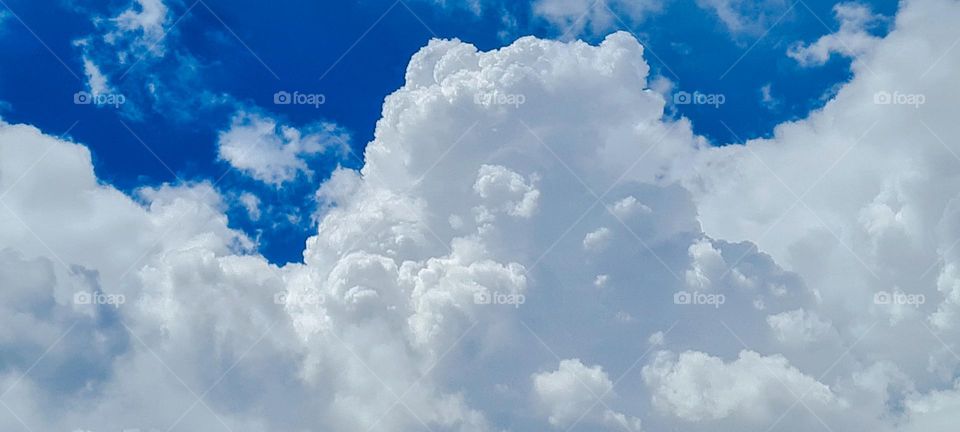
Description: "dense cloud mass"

(1, 0), (960, 430)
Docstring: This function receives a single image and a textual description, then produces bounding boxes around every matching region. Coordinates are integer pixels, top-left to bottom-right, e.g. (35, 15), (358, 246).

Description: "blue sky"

(0, 0), (894, 264)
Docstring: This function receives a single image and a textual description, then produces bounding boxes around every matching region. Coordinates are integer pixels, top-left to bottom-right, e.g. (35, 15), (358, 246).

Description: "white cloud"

(766, 308), (836, 346)
(106, 0), (171, 61)
(609, 195), (651, 219)
(3, 0), (960, 430)
(533, 359), (642, 431)
(693, 0), (791, 35)
(81, 56), (112, 96)
(473, 164), (540, 219)
(642, 350), (841, 422)
(532, 0), (662, 38)
(760, 82), (780, 109)
(0, 30), (700, 431)
(238, 191), (261, 221)
(903, 382), (960, 432)
(583, 227), (612, 251)
(217, 111), (348, 186)
(71, 0), (173, 119)
(788, 2), (885, 66)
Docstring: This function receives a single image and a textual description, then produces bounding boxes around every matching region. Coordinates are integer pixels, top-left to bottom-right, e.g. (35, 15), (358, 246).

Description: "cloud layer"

(1, 0), (960, 431)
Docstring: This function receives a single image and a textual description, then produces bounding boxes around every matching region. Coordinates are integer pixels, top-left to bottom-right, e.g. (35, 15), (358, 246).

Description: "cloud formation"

(532, 0), (662, 38)
(217, 110), (349, 186)
(1, 1), (960, 431)
(788, 2), (886, 66)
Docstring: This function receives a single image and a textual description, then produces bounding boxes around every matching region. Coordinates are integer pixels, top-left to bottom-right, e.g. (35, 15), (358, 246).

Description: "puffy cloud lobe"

(533, 359), (642, 431)
(642, 350), (842, 424)
(473, 164), (540, 219)
(766, 308), (836, 346)
(583, 227), (612, 252)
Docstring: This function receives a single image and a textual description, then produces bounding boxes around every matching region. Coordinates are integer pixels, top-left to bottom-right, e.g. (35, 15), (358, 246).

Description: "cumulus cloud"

(788, 2), (886, 66)
(677, 0), (960, 429)
(766, 308), (836, 346)
(473, 164), (540, 219)
(533, 359), (642, 431)
(217, 111), (349, 186)
(2, 0), (960, 431)
(642, 350), (840, 422)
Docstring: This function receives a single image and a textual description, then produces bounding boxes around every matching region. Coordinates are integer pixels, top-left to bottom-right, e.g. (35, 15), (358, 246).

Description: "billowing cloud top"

(1, 0), (960, 431)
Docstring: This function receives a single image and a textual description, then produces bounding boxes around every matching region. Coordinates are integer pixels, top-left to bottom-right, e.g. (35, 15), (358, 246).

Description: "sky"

(2, 0), (960, 431)
(0, 0), (895, 264)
